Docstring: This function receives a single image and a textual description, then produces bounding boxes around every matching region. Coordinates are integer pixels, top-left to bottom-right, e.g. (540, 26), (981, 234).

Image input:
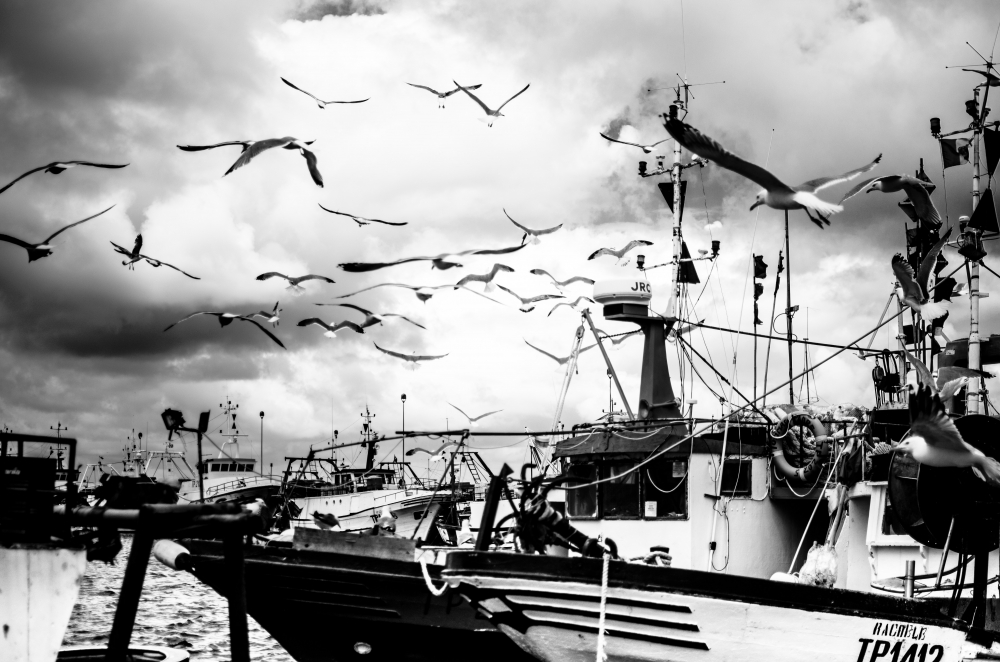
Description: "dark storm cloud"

(292, 0), (386, 20)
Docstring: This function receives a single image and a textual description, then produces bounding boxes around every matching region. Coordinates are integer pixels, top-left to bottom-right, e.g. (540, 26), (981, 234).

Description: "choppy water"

(63, 534), (295, 661)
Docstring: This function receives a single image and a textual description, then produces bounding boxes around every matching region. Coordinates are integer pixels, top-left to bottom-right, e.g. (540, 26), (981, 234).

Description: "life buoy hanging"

(771, 413), (831, 483)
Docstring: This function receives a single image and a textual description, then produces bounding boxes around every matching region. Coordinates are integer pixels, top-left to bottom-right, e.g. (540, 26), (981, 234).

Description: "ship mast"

(968, 85), (983, 414)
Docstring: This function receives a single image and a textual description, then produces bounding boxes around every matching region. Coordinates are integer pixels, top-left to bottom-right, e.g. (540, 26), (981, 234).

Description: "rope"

(646, 466), (688, 494)
(596, 547), (611, 662)
(419, 556), (448, 597)
(786, 442), (847, 573)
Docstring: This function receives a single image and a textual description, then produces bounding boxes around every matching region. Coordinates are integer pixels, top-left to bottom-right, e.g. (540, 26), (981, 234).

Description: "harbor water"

(63, 534), (295, 661)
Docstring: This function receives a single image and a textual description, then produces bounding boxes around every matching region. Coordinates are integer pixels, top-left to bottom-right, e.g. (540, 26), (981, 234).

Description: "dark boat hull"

(181, 540), (535, 662)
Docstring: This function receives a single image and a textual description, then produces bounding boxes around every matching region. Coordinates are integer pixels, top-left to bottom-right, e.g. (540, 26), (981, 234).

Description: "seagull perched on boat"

(406, 442), (460, 461)
(256, 272), (336, 291)
(496, 284), (564, 312)
(334, 282), (501, 305)
(896, 383), (1000, 487)
(504, 209), (562, 245)
(664, 117), (881, 228)
(587, 239), (653, 262)
(599, 132), (669, 154)
(313, 303), (426, 330)
(339, 244), (525, 273)
(280, 77), (368, 108)
(448, 403), (502, 427)
(547, 296), (596, 317)
(524, 339), (596, 366)
(963, 68), (1000, 87)
(373, 343), (448, 365)
(312, 511), (341, 530)
(0, 161), (129, 196)
(453, 81), (530, 127)
(406, 82), (482, 108)
(110, 234), (200, 279)
(891, 228), (952, 321)
(318, 204), (407, 227)
(841, 175), (942, 227)
(530, 269), (594, 292)
(246, 302), (282, 327)
(454, 263), (514, 292)
(164, 312), (286, 349)
(0, 205), (114, 262)
(297, 318), (366, 338)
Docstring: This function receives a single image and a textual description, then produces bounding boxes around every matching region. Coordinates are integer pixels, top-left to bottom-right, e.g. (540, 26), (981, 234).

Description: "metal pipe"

(935, 518), (956, 588)
(197, 432), (205, 502)
(106, 531), (154, 661)
(968, 86), (983, 415)
(224, 534), (250, 662)
(475, 463), (513, 551)
(583, 309), (634, 420)
(785, 210), (794, 404)
(904, 560), (916, 599)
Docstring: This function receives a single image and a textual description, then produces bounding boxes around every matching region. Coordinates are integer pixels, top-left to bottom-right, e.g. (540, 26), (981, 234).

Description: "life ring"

(771, 413), (830, 483)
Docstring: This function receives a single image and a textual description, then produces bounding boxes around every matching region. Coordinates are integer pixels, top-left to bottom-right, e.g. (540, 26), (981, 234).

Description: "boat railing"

(203, 474), (280, 498)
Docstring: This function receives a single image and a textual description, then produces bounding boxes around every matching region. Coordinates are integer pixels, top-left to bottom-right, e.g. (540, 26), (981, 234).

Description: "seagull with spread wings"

(496, 284), (564, 312)
(224, 137), (323, 187)
(313, 303), (425, 330)
(339, 243), (525, 272)
(406, 441), (460, 461)
(163, 312), (286, 348)
(548, 296), (596, 317)
(318, 204), (407, 227)
(587, 239), (653, 262)
(0, 205), (114, 262)
(454, 263), (514, 293)
(896, 382), (1000, 487)
(256, 272), (336, 291)
(523, 339), (596, 366)
(406, 82), (482, 108)
(448, 403), (502, 427)
(903, 349), (982, 406)
(177, 140), (253, 153)
(297, 318), (366, 338)
(963, 68), (1000, 87)
(453, 81), (530, 126)
(504, 209), (562, 245)
(0, 161), (128, 196)
(246, 302), (281, 327)
(280, 77), (368, 108)
(530, 268), (594, 292)
(110, 234), (200, 279)
(664, 117), (881, 228)
(891, 228), (952, 321)
(599, 132), (669, 154)
(334, 282), (501, 305)
(595, 329), (642, 347)
(373, 343), (448, 365)
(841, 175), (942, 227)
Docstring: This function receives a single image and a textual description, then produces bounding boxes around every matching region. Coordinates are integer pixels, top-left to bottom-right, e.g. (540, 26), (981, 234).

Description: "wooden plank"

(293, 528), (416, 561)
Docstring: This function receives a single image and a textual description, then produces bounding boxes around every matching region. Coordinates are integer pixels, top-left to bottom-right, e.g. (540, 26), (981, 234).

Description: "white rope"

(596, 547), (611, 662)
(419, 556), (448, 597)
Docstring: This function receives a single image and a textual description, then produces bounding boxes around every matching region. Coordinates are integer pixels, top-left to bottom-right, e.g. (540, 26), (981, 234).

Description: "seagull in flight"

(280, 77), (368, 108)
(453, 81), (530, 127)
(110, 234), (200, 279)
(529, 269), (594, 292)
(504, 209), (562, 245)
(587, 239), (653, 262)
(163, 312), (286, 349)
(496, 284), (564, 312)
(406, 442), (460, 461)
(896, 382), (1000, 487)
(318, 204), (407, 227)
(454, 263), (514, 293)
(297, 318), (366, 338)
(448, 403), (502, 427)
(599, 132), (669, 154)
(256, 272), (336, 291)
(963, 68), (1000, 87)
(406, 82), (482, 108)
(224, 137), (323, 187)
(373, 343), (448, 365)
(0, 161), (128, 196)
(334, 282), (501, 305)
(891, 228), (951, 321)
(595, 329), (642, 347)
(246, 302), (282, 327)
(177, 140), (253, 153)
(904, 349), (983, 406)
(548, 296), (596, 317)
(312, 511), (341, 530)
(523, 339), (596, 366)
(664, 117), (881, 227)
(314, 303), (426, 330)
(339, 243), (525, 272)
(0, 205), (114, 262)
(841, 175), (941, 227)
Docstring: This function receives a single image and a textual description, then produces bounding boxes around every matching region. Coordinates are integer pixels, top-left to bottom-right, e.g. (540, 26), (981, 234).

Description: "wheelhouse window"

(563, 455), (689, 520)
(719, 458), (751, 497)
(602, 460), (640, 518)
(566, 462), (598, 518)
(642, 457), (688, 518)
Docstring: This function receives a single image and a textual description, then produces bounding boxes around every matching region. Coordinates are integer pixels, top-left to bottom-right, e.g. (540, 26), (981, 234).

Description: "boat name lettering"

(871, 622), (927, 640)
(857, 639), (943, 662)
(630, 282), (650, 293)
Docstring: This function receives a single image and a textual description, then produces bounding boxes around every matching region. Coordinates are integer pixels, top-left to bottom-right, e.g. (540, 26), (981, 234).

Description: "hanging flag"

(754, 282), (764, 300)
(940, 138), (971, 169)
(753, 254), (768, 279)
(678, 241), (700, 284)
(657, 180), (688, 218)
(985, 128), (1000, 179)
(968, 188), (1000, 235)
(773, 250), (784, 296)
(934, 276), (958, 303)
(753, 283), (763, 326)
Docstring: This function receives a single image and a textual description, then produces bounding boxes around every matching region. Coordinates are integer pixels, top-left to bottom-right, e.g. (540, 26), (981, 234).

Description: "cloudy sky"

(0, 0), (997, 477)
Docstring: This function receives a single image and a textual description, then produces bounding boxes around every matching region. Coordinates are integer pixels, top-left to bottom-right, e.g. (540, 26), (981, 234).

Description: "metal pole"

(224, 534), (250, 662)
(106, 531), (154, 661)
(968, 86), (982, 414)
(475, 463), (513, 550)
(259, 412), (264, 477)
(904, 560), (915, 599)
(785, 211), (794, 404)
(668, 101), (684, 321)
(935, 517), (955, 588)
(197, 432), (205, 503)
(583, 309), (635, 420)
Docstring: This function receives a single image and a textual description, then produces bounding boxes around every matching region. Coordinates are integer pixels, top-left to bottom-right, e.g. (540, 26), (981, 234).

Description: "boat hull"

(442, 552), (998, 662)
(181, 540), (534, 662)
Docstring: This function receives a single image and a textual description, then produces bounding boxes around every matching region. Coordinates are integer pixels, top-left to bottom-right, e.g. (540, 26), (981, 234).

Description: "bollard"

(904, 560), (915, 599)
